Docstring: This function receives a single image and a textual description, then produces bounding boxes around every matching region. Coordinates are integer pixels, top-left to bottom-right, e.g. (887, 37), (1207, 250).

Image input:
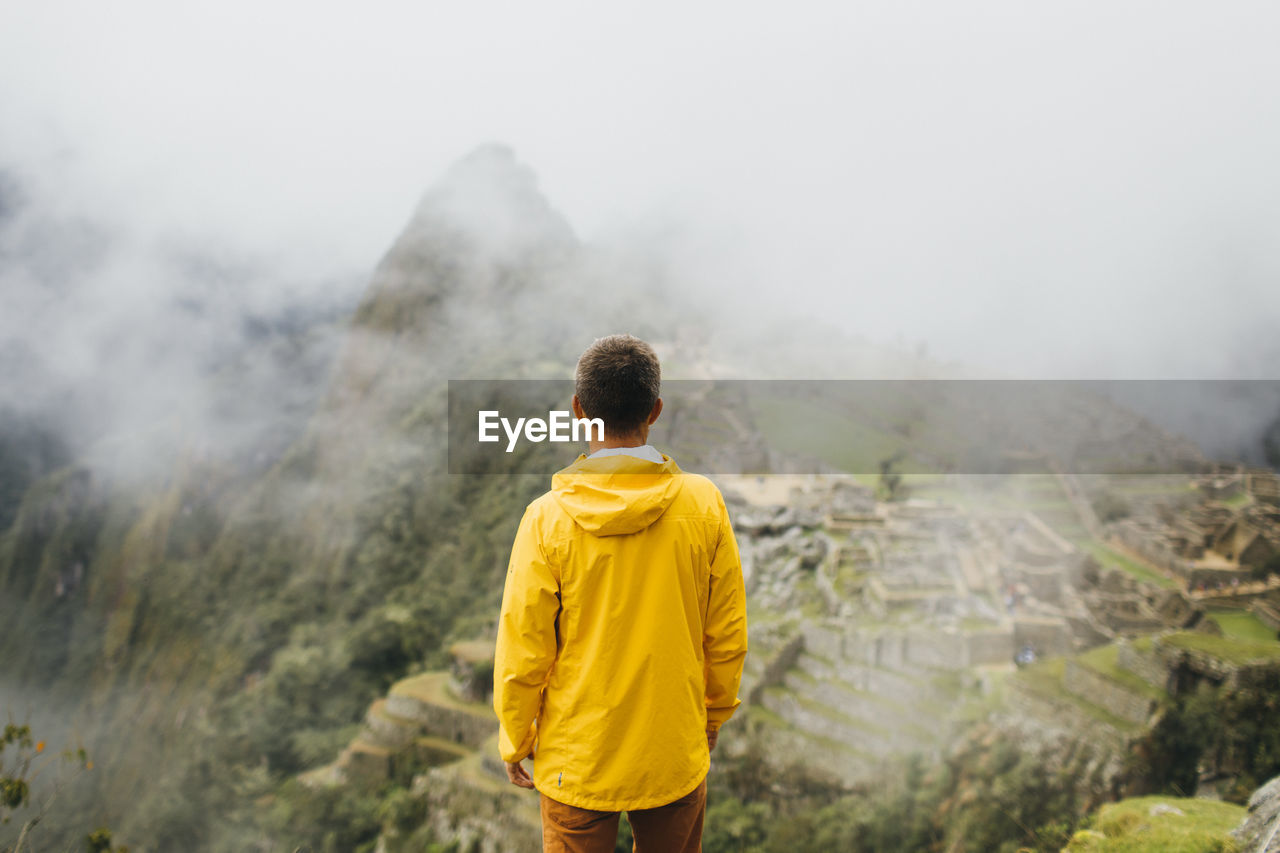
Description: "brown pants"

(540, 778), (707, 853)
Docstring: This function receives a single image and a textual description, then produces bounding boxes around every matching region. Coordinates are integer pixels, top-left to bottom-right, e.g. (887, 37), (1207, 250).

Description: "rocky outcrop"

(1233, 774), (1280, 852)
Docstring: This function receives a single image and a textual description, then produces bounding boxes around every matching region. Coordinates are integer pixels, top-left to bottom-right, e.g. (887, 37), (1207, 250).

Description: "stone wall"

(747, 633), (806, 703)
(800, 621), (845, 661)
(813, 553), (840, 616)
(1066, 612), (1114, 646)
(802, 622), (1015, 670)
(384, 695), (495, 748)
(783, 669), (939, 736)
(1252, 599), (1280, 632)
(1019, 565), (1064, 604)
(1113, 524), (1196, 580)
(759, 690), (898, 759)
(1148, 637), (1280, 692)
(1187, 567), (1256, 591)
(1062, 660), (1156, 725)
(967, 630), (1016, 666)
(1015, 618), (1073, 657)
(903, 632), (967, 669)
(864, 633), (910, 670)
(797, 655), (935, 709)
(1005, 678), (1130, 755)
(1116, 642), (1171, 691)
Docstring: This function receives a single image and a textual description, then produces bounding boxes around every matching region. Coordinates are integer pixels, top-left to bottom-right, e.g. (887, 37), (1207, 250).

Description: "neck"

(587, 428), (648, 455)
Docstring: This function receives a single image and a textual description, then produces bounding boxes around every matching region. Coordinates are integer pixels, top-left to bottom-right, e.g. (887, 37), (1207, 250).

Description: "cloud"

(1, 0), (1278, 472)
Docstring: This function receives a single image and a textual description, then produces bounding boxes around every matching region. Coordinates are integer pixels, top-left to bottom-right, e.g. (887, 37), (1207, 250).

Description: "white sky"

(2, 0), (1279, 378)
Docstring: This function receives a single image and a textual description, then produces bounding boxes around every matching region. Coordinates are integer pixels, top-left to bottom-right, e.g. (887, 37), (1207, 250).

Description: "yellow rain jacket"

(494, 451), (748, 810)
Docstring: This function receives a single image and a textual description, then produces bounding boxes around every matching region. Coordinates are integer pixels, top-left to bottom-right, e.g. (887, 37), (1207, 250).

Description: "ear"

(647, 397), (663, 425)
(571, 395), (585, 420)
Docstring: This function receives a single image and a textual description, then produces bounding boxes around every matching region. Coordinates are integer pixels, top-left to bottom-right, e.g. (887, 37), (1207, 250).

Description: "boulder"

(1232, 774), (1280, 852)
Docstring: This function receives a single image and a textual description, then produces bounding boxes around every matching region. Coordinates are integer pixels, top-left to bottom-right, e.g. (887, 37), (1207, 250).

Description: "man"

(494, 334), (748, 853)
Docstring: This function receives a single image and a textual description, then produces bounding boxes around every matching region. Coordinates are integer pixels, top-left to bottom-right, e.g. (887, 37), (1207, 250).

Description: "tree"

(1, 722), (126, 853)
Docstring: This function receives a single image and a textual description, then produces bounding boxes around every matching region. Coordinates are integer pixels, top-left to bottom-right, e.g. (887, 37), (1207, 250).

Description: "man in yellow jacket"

(494, 334), (748, 852)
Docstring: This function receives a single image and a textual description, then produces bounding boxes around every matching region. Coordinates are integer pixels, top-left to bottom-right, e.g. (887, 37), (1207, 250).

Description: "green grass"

(1162, 631), (1280, 665)
(1016, 657), (1140, 732)
(1100, 475), (1196, 497)
(1074, 539), (1176, 589)
(1220, 491), (1254, 509)
(1208, 609), (1279, 644)
(1077, 643), (1168, 702)
(1065, 795), (1246, 852)
(389, 671), (493, 716)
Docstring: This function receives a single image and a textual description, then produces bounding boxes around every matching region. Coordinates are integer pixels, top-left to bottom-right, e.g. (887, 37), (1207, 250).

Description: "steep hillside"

(0, 145), (644, 850)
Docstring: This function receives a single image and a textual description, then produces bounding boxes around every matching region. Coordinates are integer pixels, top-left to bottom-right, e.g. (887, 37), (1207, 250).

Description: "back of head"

(574, 334), (661, 437)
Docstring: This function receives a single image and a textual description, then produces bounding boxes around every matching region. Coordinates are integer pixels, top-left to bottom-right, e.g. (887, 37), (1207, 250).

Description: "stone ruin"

(301, 638), (508, 795)
(1248, 468), (1280, 507)
(449, 639), (495, 704)
(1112, 486), (1280, 590)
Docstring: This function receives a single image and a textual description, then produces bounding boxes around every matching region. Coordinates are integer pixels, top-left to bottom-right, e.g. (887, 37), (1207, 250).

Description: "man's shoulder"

(672, 471), (730, 517)
(676, 470), (722, 497)
(523, 490), (562, 521)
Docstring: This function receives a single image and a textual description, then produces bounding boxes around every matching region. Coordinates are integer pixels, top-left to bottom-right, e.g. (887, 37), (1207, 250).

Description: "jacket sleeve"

(704, 493), (748, 731)
(493, 505), (561, 762)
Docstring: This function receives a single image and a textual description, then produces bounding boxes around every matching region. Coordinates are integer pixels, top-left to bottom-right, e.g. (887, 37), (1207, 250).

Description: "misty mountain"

(0, 144), (674, 851)
(0, 145), (1271, 851)
(0, 165), (367, 493)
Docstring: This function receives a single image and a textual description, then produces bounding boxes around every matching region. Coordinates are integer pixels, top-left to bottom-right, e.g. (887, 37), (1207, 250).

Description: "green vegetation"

(1065, 796), (1245, 852)
(1091, 490), (1133, 523)
(1006, 634), (1280, 805)
(266, 778), (385, 853)
(1128, 669), (1280, 803)
(1016, 657), (1142, 733)
(1162, 632), (1280, 665)
(703, 719), (1107, 853)
(0, 426), (549, 850)
(390, 672), (491, 715)
(1075, 539), (1176, 589)
(1078, 644), (1167, 702)
(1209, 609), (1279, 644)
(1, 724), (124, 853)
(1220, 491), (1253, 509)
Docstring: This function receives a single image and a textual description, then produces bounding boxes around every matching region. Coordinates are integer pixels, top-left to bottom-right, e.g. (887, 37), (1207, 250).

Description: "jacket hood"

(551, 452), (684, 536)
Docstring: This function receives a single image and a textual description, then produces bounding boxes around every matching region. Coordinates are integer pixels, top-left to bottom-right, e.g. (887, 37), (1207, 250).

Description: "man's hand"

(707, 728), (719, 752)
(506, 760), (535, 789)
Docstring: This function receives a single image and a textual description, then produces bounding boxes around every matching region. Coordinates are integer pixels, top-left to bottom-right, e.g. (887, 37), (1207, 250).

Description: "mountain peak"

(402, 143), (576, 260)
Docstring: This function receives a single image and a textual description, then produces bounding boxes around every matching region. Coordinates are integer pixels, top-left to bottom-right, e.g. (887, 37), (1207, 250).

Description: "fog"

(2, 0), (1280, 466)
(4, 8), (1280, 849)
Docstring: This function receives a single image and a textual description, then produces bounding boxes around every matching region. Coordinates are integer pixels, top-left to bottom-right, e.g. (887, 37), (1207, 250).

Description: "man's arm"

(493, 506), (560, 770)
(704, 493), (748, 734)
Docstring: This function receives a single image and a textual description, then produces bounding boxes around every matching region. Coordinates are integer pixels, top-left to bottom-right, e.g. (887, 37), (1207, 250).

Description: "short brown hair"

(574, 335), (661, 435)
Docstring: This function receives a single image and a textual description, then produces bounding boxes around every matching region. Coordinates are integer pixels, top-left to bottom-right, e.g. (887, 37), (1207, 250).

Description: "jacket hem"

(533, 756), (710, 812)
